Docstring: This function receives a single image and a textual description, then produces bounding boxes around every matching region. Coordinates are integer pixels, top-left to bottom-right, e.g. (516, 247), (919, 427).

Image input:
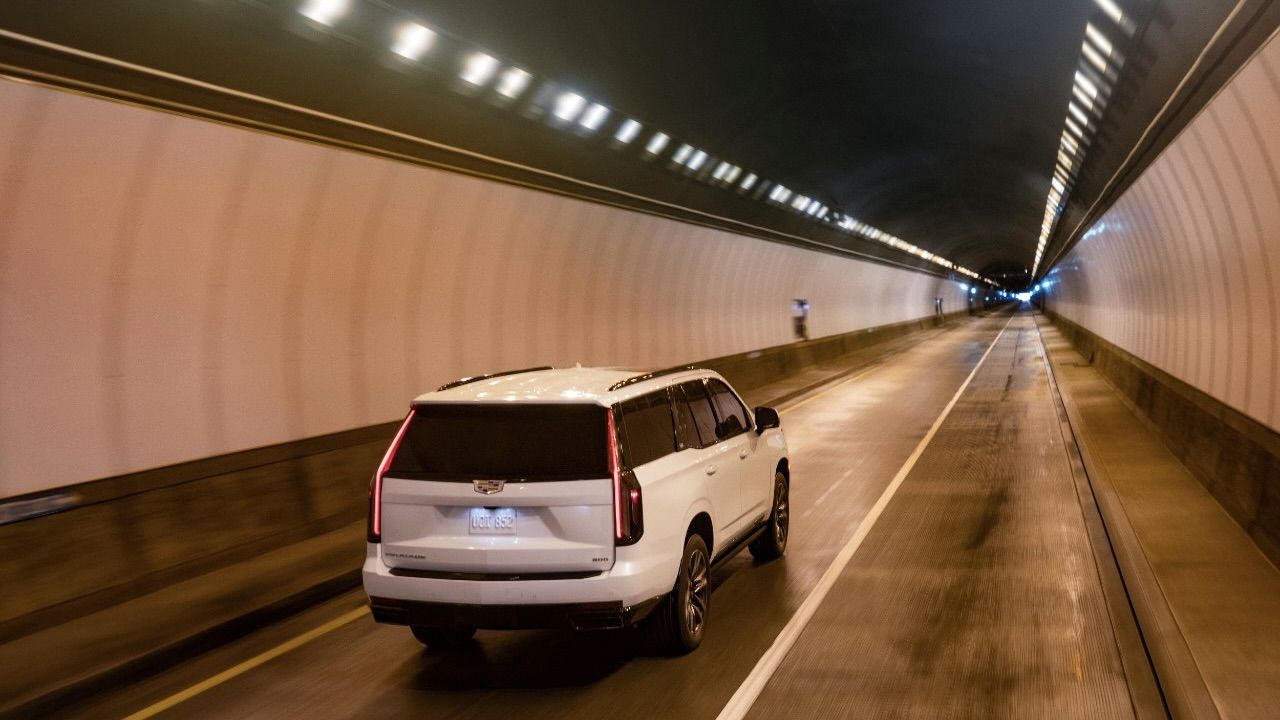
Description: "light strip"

(460, 52), (499, 86)
(1095, 0), (1127, 26)
(299, 0), (347, 26)
(495, 67), (531, 99)
(391, 22), (435, 61)
(615, 118), (642, 144)
(1082, 42), (1110, 74)
(1085, 23), (1114, 56)
(645, 132), (670, 155)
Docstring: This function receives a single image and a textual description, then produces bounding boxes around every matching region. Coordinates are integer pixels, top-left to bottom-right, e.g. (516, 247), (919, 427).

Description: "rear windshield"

(388, 403), (609, 481)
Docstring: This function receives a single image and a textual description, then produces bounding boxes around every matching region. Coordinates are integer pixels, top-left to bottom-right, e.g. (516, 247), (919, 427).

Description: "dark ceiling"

(0, 0), (1269, 287)
(412, 0), (1094, 279)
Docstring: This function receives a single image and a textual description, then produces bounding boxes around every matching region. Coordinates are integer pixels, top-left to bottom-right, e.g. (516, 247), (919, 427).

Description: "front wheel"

(750, 471), (789, 561)
(643, 533), (710, 654)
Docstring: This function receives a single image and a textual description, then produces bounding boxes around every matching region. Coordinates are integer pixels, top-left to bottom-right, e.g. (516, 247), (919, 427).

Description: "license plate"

(469, 507), (516, 535)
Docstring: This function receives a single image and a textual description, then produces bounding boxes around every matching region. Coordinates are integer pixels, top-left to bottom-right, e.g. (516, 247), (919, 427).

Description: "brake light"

(369, 409), (415, 543)
(607, 407), (643, 545)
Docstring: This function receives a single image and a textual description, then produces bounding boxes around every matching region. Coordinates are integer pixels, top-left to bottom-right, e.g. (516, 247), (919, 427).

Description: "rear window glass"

(617, 391), (677, 468)
(389, 403), (609, 481)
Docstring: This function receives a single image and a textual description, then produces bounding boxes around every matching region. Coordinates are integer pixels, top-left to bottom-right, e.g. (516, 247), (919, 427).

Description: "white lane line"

(716, 314), (1014, 720)
(802, 469), (853, 519)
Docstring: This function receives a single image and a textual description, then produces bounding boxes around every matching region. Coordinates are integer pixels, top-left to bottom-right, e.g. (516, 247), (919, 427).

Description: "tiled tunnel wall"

(0, 76), (967, 500)
(1044, 31), (1280, 560)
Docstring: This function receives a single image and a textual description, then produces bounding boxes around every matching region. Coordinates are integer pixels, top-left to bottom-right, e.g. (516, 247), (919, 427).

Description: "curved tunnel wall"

(0, 78), (968, 499)
(1045, 30), (1280, 434)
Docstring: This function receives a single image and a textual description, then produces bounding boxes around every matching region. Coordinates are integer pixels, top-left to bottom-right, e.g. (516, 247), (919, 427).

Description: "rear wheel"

(410, 625), (476, 647)
(749, 471), (789, 561)
(643, 533), (710, 654)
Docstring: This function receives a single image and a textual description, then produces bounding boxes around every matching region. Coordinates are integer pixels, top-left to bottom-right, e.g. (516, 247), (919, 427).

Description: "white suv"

(362, 365), (789, 653)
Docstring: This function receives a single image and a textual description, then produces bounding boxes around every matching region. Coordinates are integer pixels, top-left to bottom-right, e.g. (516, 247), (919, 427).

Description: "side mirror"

(755, 406), (780, 434)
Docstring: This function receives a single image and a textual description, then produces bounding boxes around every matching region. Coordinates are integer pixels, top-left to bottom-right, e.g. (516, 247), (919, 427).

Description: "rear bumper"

(368, 595), (664, 630)
(362, 541), (677, 610)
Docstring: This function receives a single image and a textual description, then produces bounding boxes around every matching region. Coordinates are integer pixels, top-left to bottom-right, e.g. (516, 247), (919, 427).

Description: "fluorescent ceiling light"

(713, 161), (730, 180)
(1095, 0), (1126, 26)
(645, 132), (670, 155)
(495, 67), (532, 99)
(740, 173), (758, 190)
(1072, 86), (1095, 110)
(1074, 71), (1100, 99)
(1061, 132), (1079, 153)
(725, 166), (742, 183)
(578, 102), (609, 130)
(1068, 102), (1089, 126)
(615, 118), (642, 144)
(1065, 116), (1085, 138)
(300, 0), (347, 26)
(553, 92), (587, 121)
(1082, 42), (1109, 74)
(1085, 23), (1114, 56)
(672, 144), (692, 164)
(688, 149), (708, 170)
(391, 22), (435, 60)
(1058, 150), (1074, 169)
(460, 52), (500, 86)
(1051, 177), (1065, 193)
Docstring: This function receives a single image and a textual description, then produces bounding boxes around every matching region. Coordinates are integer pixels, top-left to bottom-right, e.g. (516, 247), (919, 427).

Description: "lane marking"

(777, 365), (879, 417)
(122, 607), (367, 720)
(716, 314), (1015, 720)
(802, 469), (853, 519)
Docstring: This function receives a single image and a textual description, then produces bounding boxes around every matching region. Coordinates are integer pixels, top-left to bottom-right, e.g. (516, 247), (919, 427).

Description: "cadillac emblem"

(473, 479), (505, 495)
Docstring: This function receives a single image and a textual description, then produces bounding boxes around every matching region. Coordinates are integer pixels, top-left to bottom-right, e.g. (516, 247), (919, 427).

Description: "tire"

(410, 625), (476, 647)
(643, 533), (711, 654)
(750, 471), (789, 561)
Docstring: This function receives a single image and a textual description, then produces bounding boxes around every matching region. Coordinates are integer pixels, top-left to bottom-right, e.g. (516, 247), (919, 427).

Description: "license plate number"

(469, 507), (516, 535)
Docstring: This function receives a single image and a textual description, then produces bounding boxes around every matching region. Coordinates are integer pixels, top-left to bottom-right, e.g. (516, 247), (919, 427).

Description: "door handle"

(705, 465), (718, 476)
(738, 448), (749, 459)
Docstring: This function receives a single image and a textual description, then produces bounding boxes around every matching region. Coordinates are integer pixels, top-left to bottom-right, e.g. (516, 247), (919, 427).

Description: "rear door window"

(680, 381), (720, 448)
(389, 403), (608, 480)
(617, 391), (677, 468)
(671, 386), (701, 451)
(707, 379), (751, 439)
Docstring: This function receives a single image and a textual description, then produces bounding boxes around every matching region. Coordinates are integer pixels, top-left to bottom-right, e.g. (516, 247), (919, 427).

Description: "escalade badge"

(473, 479), (505, 495)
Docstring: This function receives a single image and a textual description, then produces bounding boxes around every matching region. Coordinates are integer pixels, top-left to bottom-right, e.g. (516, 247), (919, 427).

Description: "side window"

(617, 391), (677, 468)
(680, 381), (720, 448)
(670, 386), (701, 451)
(707, 379), (751, 439)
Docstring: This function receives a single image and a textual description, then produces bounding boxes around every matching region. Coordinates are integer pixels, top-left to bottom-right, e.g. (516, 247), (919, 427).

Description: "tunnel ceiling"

(0, 0), (1258, 288)
(412, 0), (1094, 282)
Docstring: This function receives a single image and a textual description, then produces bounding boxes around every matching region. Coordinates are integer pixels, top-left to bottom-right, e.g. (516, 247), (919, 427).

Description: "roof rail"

(608, 365), (703, 392)
(436, 366), (554, 393)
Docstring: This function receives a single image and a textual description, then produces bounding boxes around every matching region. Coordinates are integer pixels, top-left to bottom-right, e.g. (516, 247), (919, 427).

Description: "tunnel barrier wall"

(1043, 29), (1280, 562)
(0, 310), (959, 686)
(0, 76), (968, 502)
(1045, 310), (1280, 565)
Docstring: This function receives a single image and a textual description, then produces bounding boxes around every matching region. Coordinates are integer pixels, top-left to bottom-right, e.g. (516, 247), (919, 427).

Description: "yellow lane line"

(122, 607), (367, 720)
(777, 365), (879, 417)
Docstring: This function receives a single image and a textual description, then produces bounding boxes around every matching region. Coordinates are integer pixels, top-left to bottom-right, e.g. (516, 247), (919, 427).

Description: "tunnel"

(1, 0), (1278, 718)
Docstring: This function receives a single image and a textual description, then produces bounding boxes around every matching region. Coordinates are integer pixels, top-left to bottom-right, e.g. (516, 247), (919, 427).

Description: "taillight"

(608, 407), (643, 546)
(369, 409), (415, 543)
